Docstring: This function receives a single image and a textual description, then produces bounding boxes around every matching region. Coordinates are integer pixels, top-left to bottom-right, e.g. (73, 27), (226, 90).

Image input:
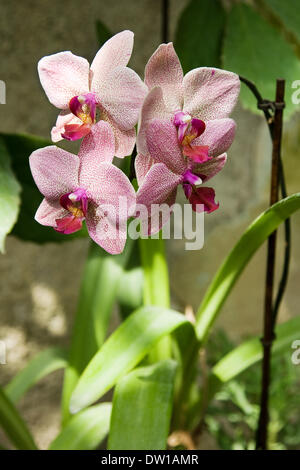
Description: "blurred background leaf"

(0, 139), (21, 252)
(223, 3), (300, 118)
(0, 386), (37, 449)
(174, 0), (225, 73)
(0, 133), (88, 244)
(5, 347), (68, 404)
(262, 0), (300, 45)
(95, 19), (112, 47)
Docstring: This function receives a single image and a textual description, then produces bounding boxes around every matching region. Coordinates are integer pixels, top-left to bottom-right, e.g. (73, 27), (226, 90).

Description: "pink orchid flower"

(38, 31), (147, 158)
(136, 119), (226, 234)
(29, 122), (136, 254)
(135, 42), (240, 184)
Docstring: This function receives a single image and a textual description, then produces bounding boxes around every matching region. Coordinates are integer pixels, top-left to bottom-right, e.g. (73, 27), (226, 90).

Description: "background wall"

(0, 0), (299, 448)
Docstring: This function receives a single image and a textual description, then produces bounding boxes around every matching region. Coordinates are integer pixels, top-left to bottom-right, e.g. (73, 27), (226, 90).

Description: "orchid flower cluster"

(29, 31), (240, 254)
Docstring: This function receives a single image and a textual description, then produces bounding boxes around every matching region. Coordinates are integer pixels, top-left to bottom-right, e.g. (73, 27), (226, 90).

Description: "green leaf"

(175, 0), (225, 73)
(5, 347), (68, 404)
(0, 138), (21, 252)
(0, 386), (37, 449)
(263, 0), (300, 44)
(70, 306), (189, 413)
(95, 20), (112, 47)
(139, 237), (172, 361)
(108, 360), (177, 450)
(189, 316), (300, 430)
(213, 316), (300, 398)
(49, 403), (111, 450)
(139, 237), (170, 308)
(117, 267), (144, 315)
(196, 193), (300, 342)
(212, 316), (300, 384)
(62, 240), (133, 424)
(0, 133), (88, 243)
(223, 4), (300, 118)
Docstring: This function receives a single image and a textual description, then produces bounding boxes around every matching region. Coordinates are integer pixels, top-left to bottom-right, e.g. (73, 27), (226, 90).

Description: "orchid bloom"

(38, 31), (147, 157)
(135, 42), (240, 187)
(29, 122), (136, 254)
(136, 119), (226, 234)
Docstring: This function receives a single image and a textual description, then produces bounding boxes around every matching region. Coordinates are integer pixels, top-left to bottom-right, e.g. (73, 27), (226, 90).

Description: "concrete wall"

(0, 0), (299, 448)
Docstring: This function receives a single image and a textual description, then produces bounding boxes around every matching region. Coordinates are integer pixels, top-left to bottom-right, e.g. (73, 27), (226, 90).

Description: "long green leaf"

(196, 193), (300, 342)
(5, 347), (68, 404)
(49, 403), (111, 450)
(70, 306), (190, 413)
(0, 138), (21, 252)
(139, 236), (172, 361)
(212, 316), (300, 384)
(223, 4), (300, 118)
(0, 387), (37, 449)
(175, 0), (225, 73)
(62, 240), (132, 424)
(139, 237), (170, 308)
(188, 316), (300, 430)
(117, 267), (144, 317)
(108, 360), (177, 450)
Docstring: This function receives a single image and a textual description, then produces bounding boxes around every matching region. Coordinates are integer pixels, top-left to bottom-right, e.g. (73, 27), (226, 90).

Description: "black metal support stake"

(256, 79), (285, 450)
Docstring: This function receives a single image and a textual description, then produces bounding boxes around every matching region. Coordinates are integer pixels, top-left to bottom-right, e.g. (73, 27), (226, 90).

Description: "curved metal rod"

(239, 75), (291, 329)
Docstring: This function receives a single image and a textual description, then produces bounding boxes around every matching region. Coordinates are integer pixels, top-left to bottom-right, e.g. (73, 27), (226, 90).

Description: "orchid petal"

(93, 66), (147, 130)
(135, 152), (154, 187)
(183, 145), (210, 163)
(85, 163), (136, 255)
(29, 146), (79, 200)
(183, 67), (240, 120)
(182, 170), (202, 186)
(137, 86), (170, 157)
(86, 203), (127, 255)
(145, 43), (184, 110)
(90, 31), (134, 85)
(62, 123), (92, 141)
(55, 216), (83, 234)
(189, 187), (219, 213)
(35, 198), (67, 227)
(193, 153), (227, 182)
(78, 121), (115, 174)
(101, 108), (136, 158)
(136, 163), (181, 235)
(193, 118), (236, 157)
(51, 111), (83, 142)
(83, 162), (136, 215)
(38, 51), (90, 109)
(146, 119), (187, 176)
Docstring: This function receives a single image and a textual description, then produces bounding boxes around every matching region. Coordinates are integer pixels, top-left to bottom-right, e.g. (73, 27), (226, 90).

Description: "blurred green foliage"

(205, 329), (300, 450)
(175, 0), (300, 118)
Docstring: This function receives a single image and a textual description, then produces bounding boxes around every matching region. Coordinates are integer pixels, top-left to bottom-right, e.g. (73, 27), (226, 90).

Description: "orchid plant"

(1, 1), (300, 451)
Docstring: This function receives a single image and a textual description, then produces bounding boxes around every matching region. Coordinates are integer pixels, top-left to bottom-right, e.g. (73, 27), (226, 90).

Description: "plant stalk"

(256, 79), (285, 450)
